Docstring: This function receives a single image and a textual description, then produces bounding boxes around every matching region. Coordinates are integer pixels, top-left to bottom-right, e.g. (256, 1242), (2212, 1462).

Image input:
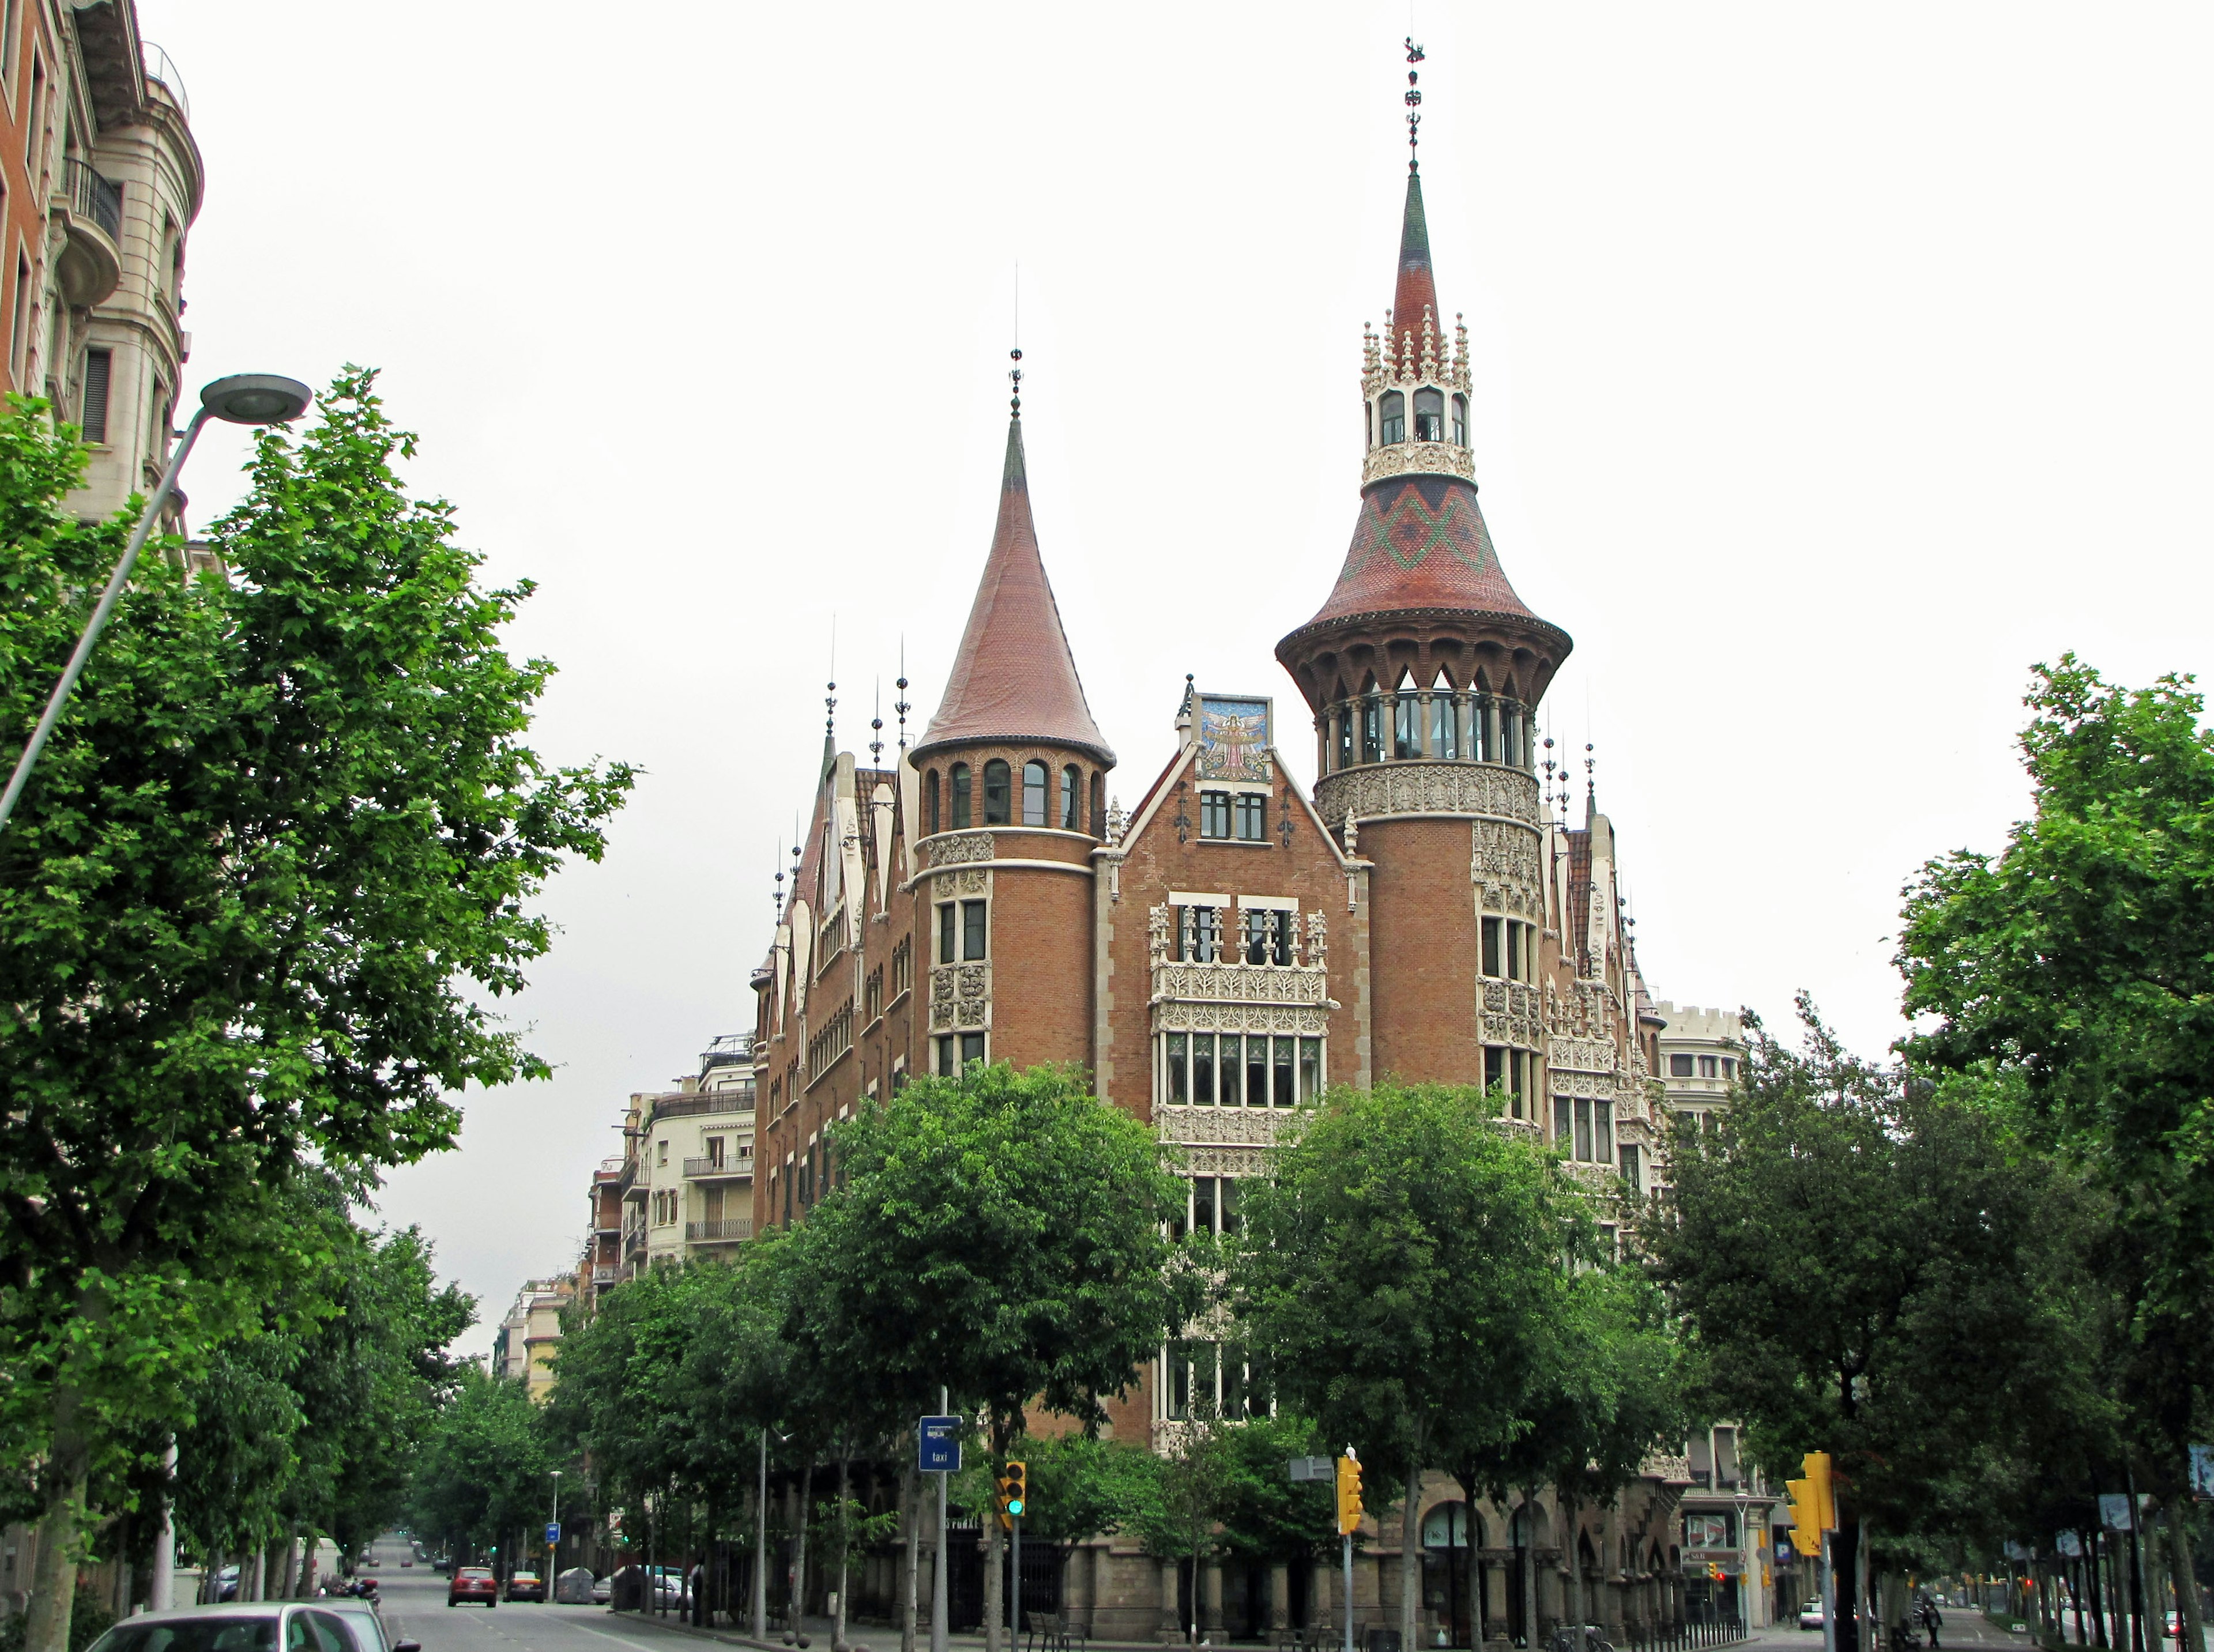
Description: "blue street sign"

(918, 1415), (961, 1474)
(545, 1523), (561, 1544)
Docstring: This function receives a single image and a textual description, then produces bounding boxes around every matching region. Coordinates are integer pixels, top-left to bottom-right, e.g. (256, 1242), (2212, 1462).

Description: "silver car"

(86, 1604), (420, 1652)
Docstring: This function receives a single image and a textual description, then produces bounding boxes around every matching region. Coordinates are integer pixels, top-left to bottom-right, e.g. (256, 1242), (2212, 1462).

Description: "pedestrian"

(1920, 1595), (1944, 1650)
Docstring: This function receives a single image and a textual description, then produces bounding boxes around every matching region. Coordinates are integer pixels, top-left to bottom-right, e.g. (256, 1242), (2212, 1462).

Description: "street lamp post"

(0, 371), (312, 835)
(1735, 1491), (1753, 1632)
(551, 1470), (562, 1594)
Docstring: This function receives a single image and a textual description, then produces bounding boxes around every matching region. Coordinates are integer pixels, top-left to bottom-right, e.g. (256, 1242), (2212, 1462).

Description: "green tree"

(0, 378), (631, 1652)
(406, 1363), (554, 1562)
(803, 1062), (1193, 1652)
(1646, 1001), (2110, 1646)
(1899, 657), (2214, 1647)
(1229, 1081), (1590, 1652)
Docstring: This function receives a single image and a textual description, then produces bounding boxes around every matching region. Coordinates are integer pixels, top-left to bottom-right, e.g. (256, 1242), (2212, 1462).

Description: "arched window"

(1022, 760), (1048, 826)
(982, 759), (1012, 825)
(925, 770), (940, 835)
(1451, 393), (1469, 445)
(950, 763), (972, 829)
(1378, 390), (1406, 444)
(1062, 765), (1081, 830)
(1429, 673), (1458, 760)
(1360, 692), (1383, 765)
(1393, 670), (1420, 759)
(1090, 771), (1105, 837)
(1414, 387), (1444, 442)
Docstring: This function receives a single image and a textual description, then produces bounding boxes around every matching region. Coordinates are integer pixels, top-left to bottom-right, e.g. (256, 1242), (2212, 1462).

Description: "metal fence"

(65, 159), (122, 240)
(1623, 1617), (1747, 1652)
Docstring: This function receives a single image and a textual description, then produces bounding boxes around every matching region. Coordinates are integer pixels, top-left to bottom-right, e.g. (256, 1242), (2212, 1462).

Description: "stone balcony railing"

(1315, 760), (1540, 831)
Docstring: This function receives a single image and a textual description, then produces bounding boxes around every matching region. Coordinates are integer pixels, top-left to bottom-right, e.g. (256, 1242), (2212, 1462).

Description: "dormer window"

(1378, 390), (1406, 444)
(1452, 393), (1469, 445)
(1414, 387), (1444, 442)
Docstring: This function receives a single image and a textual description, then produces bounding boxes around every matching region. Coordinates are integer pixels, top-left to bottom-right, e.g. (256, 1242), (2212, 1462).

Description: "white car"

(1800, 1602), (1825, 1632)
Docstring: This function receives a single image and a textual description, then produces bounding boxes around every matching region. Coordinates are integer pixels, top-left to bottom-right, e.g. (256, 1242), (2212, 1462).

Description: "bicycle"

(1549, 1625), (1616, 1652)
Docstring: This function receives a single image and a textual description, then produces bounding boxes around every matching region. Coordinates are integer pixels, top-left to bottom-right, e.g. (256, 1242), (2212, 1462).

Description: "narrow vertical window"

(936, 1035), (956, 1077)
(1234, 793), (1265, 840)
(960, 1031), (985, 1067)
(1022, 760), (1048, 826)
(1273, 1036), (1295, 1106)
(961, 899), (987, 960)
(1618, 1143), (1642, 1195)
(1218, 1035), (1242, 1106)
(1062, 764), (1081, 831)
(925, 770), (941, 835)
(1379, 390), (1406, 444)
(982, 759), (1011, 824)
(80, 346), (110, 443)
(1245, 1039), (1267, 1107)
(1394, 683), (1419, 759)
(1193, 1175), (1217, 1235)
(1200, 791), (1230, 839)
(1477, 696), (1496, 763)
(1169, 1185), (1189, 1243)
(1272, 911), (1293, 966)
(937, 903), (956, 964)
(1413, 387), (1444, 442)
(1451, 393), (1469, 445)
(1595, 1099), (1614, 1165)
(1091, 772), (1105, 836)
(1193, 1034), (1216, 1106)
(1485, 1045), (1504, 1093)
(1482, 917), (1502, 979)
(1361, 697), (1382, 764)
(1167, 1032), (1188, 1104)
(1554, 1095), (1574, 1151)
(1243, 910), (1270, 965)
(950, 764), (972, 828)
(1575, 1097), (1594, 1162)
(1218, 1179), (1242, 1235)
(1336, 707), (1354, 771)
(1298, 1037), (1321, 1102)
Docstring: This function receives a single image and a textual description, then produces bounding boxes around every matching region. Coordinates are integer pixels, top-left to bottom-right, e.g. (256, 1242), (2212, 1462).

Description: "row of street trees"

(0, 379), (632, 1652)
(454, 1063), (1680, 1652)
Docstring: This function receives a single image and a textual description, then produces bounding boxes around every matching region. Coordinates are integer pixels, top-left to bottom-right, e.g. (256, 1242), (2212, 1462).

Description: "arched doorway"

(1422, 1502), (1485, 1647)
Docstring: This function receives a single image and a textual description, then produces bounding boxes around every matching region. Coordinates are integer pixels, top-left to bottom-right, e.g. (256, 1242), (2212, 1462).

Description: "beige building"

(1652, 1002), (1744, 1137)
(491, 1276), (573, 1401)
(616, 1034), (757, 1278)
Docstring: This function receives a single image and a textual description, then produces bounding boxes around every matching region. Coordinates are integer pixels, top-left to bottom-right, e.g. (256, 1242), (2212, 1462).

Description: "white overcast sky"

(138, 2), (2214, 1354)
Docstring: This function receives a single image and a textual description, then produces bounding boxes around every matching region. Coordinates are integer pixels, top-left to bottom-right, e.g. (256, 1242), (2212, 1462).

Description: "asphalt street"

(362, 1538), (691, 1652)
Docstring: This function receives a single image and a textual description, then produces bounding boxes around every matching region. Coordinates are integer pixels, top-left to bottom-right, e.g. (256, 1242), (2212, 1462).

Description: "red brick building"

(754, 153), (1695, 1646)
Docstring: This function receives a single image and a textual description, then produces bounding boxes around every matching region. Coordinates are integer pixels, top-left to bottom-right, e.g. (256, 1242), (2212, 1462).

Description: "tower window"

(962, 899), (988, 960)
(1061, 764), (1081, 831)
(982, 759), (1011, 825)
(1394, 688), (1419, 759)
(1429, 687), (1458, 760)
(1199, 791), (1230, 839)
(1091, 771), (1105, 836)
(1452, 393), (1469, 446)
(1378, 390), (1405, 444)
(1365, 402), (1373, 451)
(937, 902), (957, 964)
(1500, 702), (1523, 767)
(1670, 1054), (1695, 1077)
(81, 346), (110, 443)
(925, 770), (940, 835)
(1414, 387), (1444, 442)
(1360, 697), (1381, 765)
(1336, 707), (1353, 772)
(950, 764), (972, 829)
(1234, 794), (1265, 841)
(1022, 760), (1048, 827)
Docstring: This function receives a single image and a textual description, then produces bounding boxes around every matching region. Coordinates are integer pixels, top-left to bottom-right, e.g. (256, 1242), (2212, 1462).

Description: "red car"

(447, 1566), (498, 1608)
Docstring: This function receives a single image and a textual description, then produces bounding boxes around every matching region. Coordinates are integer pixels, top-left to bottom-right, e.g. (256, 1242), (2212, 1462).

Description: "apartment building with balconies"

(0, 3), (203, 533)
(1653, 1002), (1744, 1137)
(490, 1275), (573, 1401)
(611, 1034), (758, 1280)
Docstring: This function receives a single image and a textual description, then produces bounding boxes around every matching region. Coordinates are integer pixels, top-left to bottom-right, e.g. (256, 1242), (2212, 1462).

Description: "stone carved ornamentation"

(1180, 1145), (1272, 1178)
(927, 962), (990, 1032)
(1361, 439), (1476, 488)
(1316, 762), (1541, 829)
(1155, 1000), (1332, 1035)
(1148, 903), (1171, 968)
(1152, 961), (1330, 1008)
(1473, 819), (1545, 922)
(934, 866), (989, 896)
(1155, 1107), (1298, 1148)
(1304, 910), (1327, 971)
(927, 832), (996, 868)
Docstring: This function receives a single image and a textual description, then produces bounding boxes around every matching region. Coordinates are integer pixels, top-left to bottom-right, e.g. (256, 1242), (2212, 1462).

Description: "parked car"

(506, 1571), (545, 1603)
(591, 1575), (613, 1605)
(449, 1566), (499, 1608)
(319, 1599), (392, 1652)
(84, 1604), (420, 1652)
(1801, 1602), (1826, 1632)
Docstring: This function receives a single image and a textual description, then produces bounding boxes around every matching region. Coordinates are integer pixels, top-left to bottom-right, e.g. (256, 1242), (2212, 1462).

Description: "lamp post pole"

(756, 1430), (770, 1640)
(0, 372), (311, 836)
(551, 1470), (562, 1592)
(932, 1390), (949, 1652)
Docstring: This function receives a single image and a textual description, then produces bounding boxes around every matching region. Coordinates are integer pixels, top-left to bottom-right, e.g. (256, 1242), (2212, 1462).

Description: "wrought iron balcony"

(682, 1155), (751, 1180)
(66, 160), (122, 239)
(54, 160), (122, 306)
(684, 1218), (751, 1243)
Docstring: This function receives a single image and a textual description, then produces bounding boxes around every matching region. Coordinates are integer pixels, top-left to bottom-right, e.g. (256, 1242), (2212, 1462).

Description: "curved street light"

(0, 371), (312, 834)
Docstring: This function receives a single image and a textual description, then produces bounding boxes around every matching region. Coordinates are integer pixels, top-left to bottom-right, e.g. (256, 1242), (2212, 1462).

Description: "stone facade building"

(750, 143), (1712, 1645)
(604, 1035), (758, 1280)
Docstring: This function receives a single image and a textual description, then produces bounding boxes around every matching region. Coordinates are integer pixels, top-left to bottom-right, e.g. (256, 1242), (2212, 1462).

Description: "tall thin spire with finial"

(1404, 36), (1424, 171)
(870, 680), (884, 765)
(773, 839), (786, 921)
(894, 640), (910, 753)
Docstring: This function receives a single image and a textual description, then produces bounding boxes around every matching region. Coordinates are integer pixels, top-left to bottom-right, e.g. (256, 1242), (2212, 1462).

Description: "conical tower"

(1274, 152), (1571, 1100)
(909, 390), (1112, 1076)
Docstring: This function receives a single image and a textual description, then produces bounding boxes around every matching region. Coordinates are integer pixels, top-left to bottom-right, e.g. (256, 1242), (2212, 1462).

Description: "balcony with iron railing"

(684, 1219), (751, 1243)
(682, 1155), (752, 1180)
(54, 159), (122, 306)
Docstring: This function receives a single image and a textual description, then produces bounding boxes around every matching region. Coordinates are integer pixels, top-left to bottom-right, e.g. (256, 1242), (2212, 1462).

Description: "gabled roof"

(916, 416), (1114, 765)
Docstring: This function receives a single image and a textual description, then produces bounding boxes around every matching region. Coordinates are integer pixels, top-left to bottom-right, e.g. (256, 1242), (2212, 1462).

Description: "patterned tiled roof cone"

(1277, 146), (1571, 716)
(916, 413), (1114, 765)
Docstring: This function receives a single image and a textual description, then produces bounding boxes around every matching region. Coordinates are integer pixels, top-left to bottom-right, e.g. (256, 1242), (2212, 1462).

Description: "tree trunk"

(25, 1462), (88, 1652)
(835, 1456), (852, 1652)
(1563, 1492), (1582, 1640)
(901, 1463), (920, 1652)
(1403, 1455), (1423, 1652)
(983, 1492), (1004, 1652)
(2170, 1499), (2202, 1652)
(1523, 1490), (1541, 1649)
(796, 1465), (816, 1641)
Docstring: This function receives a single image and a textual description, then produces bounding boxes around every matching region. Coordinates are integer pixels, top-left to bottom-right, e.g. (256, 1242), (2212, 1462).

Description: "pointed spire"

(914, 393), (1114, 766)
(1390, 165), (1440, 359)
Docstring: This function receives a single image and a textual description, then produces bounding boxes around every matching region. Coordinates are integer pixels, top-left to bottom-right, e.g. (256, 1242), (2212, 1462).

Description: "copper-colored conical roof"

(916, 417), (1114, 765)
(1388, 164), (1440, 353)
(1296, 473), (1543, 633)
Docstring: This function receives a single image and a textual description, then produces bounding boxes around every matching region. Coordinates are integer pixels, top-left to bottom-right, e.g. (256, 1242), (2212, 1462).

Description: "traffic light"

(993, 1468), (1014, 1531)
(1335, 1450), (1364, 1536)
(1004, 1460), (1027, 1520)
(1786, 1451), (1835, 1557)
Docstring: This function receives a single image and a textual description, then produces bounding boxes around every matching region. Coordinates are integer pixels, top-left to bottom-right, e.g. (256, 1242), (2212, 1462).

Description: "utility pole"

(755, 1430), (770, 1640)
(933, 1391), (951, 1652)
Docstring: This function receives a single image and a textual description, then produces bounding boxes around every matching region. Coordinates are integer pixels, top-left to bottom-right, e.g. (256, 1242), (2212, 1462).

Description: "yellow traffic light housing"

(993, 1470), (1013, 1531)
(1785, 1451), (1835, 1557)
(1335, 1450), (1364, 1536)
(1004, 1460), (1028, 1520)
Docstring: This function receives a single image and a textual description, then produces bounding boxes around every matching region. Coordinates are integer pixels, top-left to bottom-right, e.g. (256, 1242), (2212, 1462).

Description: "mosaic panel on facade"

(1195, 695), (1273, 782)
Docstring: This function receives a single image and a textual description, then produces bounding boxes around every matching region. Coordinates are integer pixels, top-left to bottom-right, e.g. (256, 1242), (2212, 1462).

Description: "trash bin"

(555, 1568), (595, 1604)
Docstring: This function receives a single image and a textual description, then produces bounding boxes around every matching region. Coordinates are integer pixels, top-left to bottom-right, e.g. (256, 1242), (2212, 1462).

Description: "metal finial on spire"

(1009, 346), (1023, 418)
(894, 640), (911, 753)
(825, 678), (837, 740)
(1405, 37), (1425, 171)
(870, 679), (884, 765)
(773, 841), (786, 921)
(1586, 741), (1596, 798)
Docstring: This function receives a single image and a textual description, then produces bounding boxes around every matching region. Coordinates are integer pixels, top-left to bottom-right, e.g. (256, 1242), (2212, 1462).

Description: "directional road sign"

(919, 1415), (962, 1474)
